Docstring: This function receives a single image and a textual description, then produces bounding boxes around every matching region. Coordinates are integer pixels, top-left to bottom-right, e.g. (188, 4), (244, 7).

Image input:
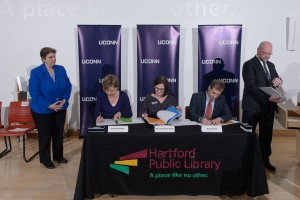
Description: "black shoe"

(43, 162), (55, 169)
(54, 157), (68, 163)
(78, 135), (84, 139)
(265, 162), (276, 171)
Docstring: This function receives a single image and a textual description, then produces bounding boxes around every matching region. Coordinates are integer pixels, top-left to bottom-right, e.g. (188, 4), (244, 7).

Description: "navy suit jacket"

(189, 91), (232, 123)
(242, 56), (279, 112)
(29, 63), (72, 114)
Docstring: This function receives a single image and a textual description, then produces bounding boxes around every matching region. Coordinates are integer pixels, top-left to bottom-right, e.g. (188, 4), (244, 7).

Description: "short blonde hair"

(102, 74), (119, 91)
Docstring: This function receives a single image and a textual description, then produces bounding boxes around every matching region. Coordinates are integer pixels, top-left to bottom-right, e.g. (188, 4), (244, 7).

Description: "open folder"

(259, 87), (300, 101)
(145, 106), (182, 125)
(259, 87), (286, 101)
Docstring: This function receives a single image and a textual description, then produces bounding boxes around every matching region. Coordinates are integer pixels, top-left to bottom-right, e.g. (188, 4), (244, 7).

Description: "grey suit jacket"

(242, 56), (279, 112)
(189, 91), (233, 123)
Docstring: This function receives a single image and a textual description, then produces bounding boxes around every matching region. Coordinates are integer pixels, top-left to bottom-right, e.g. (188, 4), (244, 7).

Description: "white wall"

(1, 0), (300, 129)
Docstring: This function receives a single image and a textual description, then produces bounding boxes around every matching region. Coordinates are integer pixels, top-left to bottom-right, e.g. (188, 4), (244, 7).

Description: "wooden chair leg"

(0, 136), (12, 158)
(22, 135), (39, 162)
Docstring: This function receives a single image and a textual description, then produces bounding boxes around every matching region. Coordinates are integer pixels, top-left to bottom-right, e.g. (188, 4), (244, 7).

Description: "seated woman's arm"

(169, 94), (182, 114)
(141, 94), (150, 118)
(94, 92), (104, 123)
(120, 92), (133, 118)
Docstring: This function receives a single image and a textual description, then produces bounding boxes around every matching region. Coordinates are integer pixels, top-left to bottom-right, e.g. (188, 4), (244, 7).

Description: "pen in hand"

(114, 112), (121, 124)
(202, 115), (212, 125)
(96, 112), (103, 124)
(114, 115), (119, 124)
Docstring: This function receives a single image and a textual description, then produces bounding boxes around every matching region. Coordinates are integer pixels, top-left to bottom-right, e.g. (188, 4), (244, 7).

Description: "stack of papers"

(88, 126), (105, 133)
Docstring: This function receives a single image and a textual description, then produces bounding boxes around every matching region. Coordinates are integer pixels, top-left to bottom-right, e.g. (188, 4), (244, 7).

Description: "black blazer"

(242, 56), (279, 112)
(189, 91), (233, 123)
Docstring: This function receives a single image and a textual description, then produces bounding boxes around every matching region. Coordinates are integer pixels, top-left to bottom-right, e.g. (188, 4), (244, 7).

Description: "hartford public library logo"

(110, 148), (221, 177)
(110, 149), (147, 175)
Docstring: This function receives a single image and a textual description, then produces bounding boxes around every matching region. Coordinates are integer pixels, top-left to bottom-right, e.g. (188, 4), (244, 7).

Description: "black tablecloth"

(74, 123), (268, 199)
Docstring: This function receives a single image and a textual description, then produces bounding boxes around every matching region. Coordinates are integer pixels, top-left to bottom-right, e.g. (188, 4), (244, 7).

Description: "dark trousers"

(242, 102), (276, 164)
(31, 110), (66, 164)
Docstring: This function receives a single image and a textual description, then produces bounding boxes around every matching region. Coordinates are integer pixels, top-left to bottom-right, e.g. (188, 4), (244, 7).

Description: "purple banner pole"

(198, 25), (242, 119)
(78, 25), (121, 136)
(137, 25), (180, 116)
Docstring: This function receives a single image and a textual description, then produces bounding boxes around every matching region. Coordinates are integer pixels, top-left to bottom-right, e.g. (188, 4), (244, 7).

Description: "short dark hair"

(152, 75), (169, 96)
(40, 47), (56, 60)
(209, 79), (225, 91)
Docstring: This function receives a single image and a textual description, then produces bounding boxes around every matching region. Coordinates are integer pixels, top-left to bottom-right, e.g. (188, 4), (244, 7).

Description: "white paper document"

(8, 128), (30, 132)
(169, 119), (199, 126)
(88, 126), (105, 133)
(89, 126), (105, 130)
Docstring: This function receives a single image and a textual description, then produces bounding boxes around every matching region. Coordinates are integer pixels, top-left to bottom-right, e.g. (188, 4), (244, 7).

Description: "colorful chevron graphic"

(110, 149), (147, 174)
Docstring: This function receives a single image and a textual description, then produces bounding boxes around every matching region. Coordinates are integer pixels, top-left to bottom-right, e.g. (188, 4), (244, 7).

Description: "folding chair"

(0, 101), (39, 162)
(0, 101), (8, 156)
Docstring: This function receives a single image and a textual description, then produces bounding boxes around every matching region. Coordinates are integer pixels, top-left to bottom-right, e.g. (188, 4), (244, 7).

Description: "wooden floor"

(1, 135), (300, 200)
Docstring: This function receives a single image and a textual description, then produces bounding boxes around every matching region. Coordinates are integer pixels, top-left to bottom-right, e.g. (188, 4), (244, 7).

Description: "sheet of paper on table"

(96, 118), (144, 126)
(169, 119), (199, 126)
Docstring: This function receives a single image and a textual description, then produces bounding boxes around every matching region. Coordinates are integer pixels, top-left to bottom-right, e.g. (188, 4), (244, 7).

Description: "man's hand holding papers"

(259, 87), (300, 103)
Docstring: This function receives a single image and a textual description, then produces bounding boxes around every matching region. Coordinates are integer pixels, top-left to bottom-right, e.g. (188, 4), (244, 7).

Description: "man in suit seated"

(189, 79), (232, 125)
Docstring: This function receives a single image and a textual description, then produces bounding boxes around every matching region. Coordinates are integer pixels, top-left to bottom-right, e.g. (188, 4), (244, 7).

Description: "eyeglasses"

(154, 87), (164, 92)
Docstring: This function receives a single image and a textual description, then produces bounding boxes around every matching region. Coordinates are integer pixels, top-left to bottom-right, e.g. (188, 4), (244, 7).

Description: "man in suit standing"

(242, 41), (283, 171)
(189, 79), (232, 125)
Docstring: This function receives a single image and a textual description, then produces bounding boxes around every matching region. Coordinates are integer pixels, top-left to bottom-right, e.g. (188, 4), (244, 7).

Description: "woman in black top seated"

(141, 75), (182, 118)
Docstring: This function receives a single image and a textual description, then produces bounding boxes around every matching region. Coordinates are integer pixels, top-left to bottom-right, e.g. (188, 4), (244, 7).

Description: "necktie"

(205, 99), (212, 119)
(262, 61), (271, 80)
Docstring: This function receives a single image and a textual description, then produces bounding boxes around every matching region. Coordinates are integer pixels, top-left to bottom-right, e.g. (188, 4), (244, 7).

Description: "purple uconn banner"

(198, 25), (242, 119)
(137, 25), (180, 116)
(78, 25), (121, 136)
